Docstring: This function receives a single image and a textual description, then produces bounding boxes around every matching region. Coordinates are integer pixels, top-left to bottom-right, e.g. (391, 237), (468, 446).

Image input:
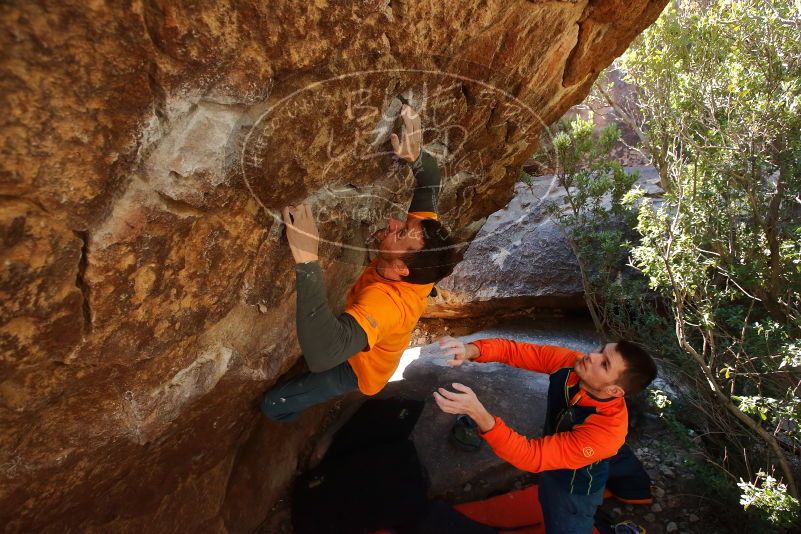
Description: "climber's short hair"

(401, 218), (457, 285)
(615, 340), (657, 395)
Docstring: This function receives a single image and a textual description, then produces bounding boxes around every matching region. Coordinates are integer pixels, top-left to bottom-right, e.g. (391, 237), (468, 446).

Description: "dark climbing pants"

(261, 361), (359, 422)
(538, 469), (604, 534)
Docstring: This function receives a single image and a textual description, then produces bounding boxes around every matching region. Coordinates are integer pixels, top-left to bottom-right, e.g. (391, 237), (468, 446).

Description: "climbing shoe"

(450, 414), (483, 452)
(613, 520), (646, 534)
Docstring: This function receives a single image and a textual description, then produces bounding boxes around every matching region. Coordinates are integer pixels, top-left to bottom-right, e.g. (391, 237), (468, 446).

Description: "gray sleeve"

(294, 262), (369, 373)
(408, 150), (442, 214)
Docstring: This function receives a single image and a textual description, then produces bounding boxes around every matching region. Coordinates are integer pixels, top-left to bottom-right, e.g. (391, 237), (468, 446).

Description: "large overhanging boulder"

(0, 1), (666, 531)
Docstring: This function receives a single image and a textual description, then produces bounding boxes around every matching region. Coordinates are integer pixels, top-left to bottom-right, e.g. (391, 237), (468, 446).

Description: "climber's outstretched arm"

(283, 205), (368, 373)
(281, 105), (438, 373)
(391, 105), (442, 215)
(408, 151), (441, 214)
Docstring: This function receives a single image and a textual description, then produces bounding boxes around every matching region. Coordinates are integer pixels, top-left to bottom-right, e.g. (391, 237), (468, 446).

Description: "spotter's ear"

(391, 258), (410, 278)
(605, 384), (626, 398)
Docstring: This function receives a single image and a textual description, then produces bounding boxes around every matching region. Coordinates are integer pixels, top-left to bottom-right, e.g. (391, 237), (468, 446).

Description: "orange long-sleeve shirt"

(470, 338), (628, 474)
(343, 211), (437, 396)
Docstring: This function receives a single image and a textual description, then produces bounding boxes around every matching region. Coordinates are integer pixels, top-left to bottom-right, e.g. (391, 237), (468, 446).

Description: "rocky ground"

(599, 413), (718, 534)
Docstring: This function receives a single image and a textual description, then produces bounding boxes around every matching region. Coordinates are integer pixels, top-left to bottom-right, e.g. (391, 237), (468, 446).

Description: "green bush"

(542, 0), (801, 527)
(620, 0), (801, 526)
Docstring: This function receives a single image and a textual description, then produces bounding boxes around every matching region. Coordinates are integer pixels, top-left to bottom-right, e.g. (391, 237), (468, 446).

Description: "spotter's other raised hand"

(432, 382), (495, 432)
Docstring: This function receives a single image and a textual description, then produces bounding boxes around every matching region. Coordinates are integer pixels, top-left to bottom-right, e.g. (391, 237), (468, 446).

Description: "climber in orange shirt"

(433, 337), (657, 534)
(261, 104), (457, 421)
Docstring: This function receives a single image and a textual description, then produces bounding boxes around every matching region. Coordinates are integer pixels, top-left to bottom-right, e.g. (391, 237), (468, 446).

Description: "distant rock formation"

(426, 167), (664, 318)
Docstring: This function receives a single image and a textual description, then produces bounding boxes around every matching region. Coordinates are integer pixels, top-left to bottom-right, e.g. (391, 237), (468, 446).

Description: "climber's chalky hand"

(282, 204), (320, 264)
(390, 104), (422, 163)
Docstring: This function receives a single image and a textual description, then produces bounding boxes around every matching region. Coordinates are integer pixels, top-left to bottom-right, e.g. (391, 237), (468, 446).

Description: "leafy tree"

(613, 0), (801, 524)
(543, 117), (651, 341)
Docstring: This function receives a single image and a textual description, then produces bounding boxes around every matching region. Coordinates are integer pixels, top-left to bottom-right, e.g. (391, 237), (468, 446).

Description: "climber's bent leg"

(260, 361), (359, 422)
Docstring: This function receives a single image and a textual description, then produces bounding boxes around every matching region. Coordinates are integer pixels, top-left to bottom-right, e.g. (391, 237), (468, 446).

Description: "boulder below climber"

(382, 317), (601, 496)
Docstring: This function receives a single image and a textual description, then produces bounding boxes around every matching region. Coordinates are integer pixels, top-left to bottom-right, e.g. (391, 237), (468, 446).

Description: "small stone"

(689, 514), (700, 523)
(666, 521), (678, 532)
(644, 513), (656, 522)
(660, 466), (675, 478)
(463, 483), (472, 492)
(625, 504), (634, 512)
(651, 503), (663, 512)
(612, 507), (622, 516)
(653, 486), (665, 498)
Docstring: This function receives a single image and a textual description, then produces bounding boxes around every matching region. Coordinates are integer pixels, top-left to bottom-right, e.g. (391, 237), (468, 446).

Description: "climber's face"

(375, 216), (426, 261)
(574, 343), (627, 398)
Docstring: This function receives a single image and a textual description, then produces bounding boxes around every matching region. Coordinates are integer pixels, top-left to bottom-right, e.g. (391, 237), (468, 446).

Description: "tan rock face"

(0, 1), (665, 531)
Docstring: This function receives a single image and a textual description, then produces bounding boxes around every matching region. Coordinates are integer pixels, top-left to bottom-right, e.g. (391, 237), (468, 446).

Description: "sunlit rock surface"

(0, 1), (666, 531)
(388, 317), (600, 496)
(426, 167), (664, 318)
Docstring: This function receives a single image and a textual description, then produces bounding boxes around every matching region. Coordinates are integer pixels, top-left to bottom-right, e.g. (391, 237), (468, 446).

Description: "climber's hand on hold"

(390, 104), (422, 163)
(282, 204), (320, 264)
